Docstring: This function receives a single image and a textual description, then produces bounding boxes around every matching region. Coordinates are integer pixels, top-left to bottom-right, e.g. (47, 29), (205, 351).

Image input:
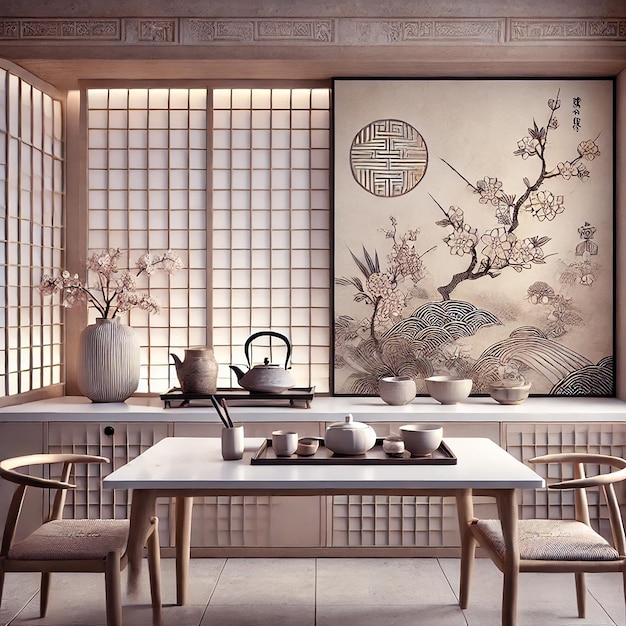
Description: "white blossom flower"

(39, 248), (182, 318)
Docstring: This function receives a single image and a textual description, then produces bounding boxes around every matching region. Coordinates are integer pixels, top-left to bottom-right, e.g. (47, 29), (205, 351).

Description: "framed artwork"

(333, 79), (614, 396)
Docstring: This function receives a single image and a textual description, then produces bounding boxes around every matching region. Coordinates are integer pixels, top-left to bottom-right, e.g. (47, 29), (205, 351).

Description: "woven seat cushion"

(475, 519), (620, 561)
(8, 519), (130, 560)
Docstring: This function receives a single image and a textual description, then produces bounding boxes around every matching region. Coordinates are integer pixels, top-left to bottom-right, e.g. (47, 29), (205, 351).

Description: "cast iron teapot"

(229, 330), (296, 393)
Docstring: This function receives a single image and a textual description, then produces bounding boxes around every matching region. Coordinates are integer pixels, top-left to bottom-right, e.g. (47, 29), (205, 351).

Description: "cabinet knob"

(103, 425), (115, 436)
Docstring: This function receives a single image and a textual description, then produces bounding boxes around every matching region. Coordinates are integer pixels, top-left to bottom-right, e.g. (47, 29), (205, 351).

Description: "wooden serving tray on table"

(250, 437), (457, 465)
(160, 386), (315, 408)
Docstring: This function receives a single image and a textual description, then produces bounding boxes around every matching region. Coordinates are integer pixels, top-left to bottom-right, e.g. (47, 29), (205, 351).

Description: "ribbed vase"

(77, 317), (140, 403)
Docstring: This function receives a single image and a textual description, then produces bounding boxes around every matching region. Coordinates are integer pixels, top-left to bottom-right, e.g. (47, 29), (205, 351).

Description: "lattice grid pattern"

(504, 422), (626, 540)
(87, 88), (209, 393)
(86, 86), (331, 394)
(46, 422), (171, 543)
(212, 88), (331, 392)
(331, 495), (460, 548)
(190, 495), (272, 547)
(0, 66), (64, 398)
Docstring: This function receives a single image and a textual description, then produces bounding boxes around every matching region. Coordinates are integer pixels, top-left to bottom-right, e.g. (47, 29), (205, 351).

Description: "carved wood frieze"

(0, 16), (623, 44)
(510, 19), (626, 41)
(0, 19), (121, 40)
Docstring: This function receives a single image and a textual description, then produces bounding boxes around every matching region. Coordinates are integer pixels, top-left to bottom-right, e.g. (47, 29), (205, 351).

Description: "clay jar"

(171, 347), (219, 395)
(378, 376), (416, 406)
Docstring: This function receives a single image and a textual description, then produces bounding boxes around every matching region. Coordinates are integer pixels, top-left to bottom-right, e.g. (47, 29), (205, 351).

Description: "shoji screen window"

(212, 88), (331, 392)
(87, 88), (208, 393)
(0, 66), (64, 398)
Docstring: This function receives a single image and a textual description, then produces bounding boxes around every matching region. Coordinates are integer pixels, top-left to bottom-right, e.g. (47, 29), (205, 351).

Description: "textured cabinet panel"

(174, 421), (324, 547)
(504, 422), (626, 540)
(0, 422), (45, 541)
(329, 421), (500, 548)
(47, 422), (172, 543)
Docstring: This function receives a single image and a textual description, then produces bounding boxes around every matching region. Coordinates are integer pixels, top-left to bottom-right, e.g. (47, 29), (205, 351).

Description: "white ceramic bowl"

(399, 424), (443, 457)
(489, 381), (532, 405)
(379, 376), (416, 406)
(425, 376), (473, 404)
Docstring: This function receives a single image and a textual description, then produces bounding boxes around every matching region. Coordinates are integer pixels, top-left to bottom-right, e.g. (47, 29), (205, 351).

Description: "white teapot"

(324, 414), (377, 456)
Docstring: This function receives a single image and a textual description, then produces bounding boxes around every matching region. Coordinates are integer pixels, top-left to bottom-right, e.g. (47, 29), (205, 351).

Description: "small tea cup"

(271, 430), (298, 457)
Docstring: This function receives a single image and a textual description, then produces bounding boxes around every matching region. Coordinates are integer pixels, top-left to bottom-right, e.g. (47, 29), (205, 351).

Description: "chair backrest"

(0, 454), (110, 558)
(528, 452), (626, 555)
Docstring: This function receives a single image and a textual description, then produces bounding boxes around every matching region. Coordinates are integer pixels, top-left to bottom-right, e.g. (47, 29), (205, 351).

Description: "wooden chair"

(469, 453), (626, 624)
(0, 453), (161, 626)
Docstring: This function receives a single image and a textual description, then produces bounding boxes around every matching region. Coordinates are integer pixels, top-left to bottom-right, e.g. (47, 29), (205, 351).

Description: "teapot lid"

(328, 414), (370, 430)
(252, 357), (281, 369)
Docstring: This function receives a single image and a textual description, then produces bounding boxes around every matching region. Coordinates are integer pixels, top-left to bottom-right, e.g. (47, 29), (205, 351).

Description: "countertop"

(1, 395), (625, 423)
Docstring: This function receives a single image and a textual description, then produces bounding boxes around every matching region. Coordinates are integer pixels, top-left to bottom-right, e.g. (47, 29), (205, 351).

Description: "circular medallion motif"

(350, 119), (428, 197)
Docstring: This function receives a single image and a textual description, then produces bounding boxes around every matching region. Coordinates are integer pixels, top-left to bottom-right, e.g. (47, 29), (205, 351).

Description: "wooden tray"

(160, 386), (315, 408)
(250, 437), (457, 465)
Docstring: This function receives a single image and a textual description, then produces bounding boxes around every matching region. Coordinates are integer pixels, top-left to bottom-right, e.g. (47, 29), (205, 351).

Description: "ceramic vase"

(171, 347), (219, 394)
(77, 317), (140, 403)
(378, 376), (416, 406)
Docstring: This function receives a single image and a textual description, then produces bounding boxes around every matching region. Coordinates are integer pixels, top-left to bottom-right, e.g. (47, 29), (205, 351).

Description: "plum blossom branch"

(40, 248), (183, 319)
(432, 91), (600, 301)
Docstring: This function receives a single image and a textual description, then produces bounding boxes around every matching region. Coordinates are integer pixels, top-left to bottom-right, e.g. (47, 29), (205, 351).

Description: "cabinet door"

(174, 421), (325, 548)
(504, 422), (626, 540)
(0, 422), (45, 541)
(329, 421), (500, 549)
(47, 422), (172, 544)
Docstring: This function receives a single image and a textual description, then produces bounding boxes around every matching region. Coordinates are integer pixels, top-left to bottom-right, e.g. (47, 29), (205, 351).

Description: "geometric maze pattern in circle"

(350, 119), (428, 197)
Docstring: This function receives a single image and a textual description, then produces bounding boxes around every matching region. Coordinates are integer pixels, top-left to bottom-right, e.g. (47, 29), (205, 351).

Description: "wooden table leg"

(127, 489), (158, 595)
(455, 488), (475, 609)
(175, 496), (194, 606)
(495, 489), (520, 626)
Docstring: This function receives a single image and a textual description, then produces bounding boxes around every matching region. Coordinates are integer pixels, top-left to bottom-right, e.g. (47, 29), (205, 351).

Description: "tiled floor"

(0, 557), (624, 626)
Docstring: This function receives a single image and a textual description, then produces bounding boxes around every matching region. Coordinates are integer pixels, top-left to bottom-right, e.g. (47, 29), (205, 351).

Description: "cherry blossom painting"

(333, 79), (614, 396)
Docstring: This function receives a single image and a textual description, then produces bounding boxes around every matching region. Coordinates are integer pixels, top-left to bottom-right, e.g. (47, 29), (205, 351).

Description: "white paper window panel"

(250, 150), (271, 169)
(148, 110), (169, 129)
(231, 170), (252, 190)
(291, 149), (311, 167)
(271, 230), (292, 250)
(311, 149), (330, 170)
(188, 170), (206, 190)
(291, 110), (311, 129)
(187, 230), (206, 249)
(108, 130), (128, 149)
(231, 308), (253, 327)
(271, 190), (292, 209)
(271, 151), (292, 170)
(212, 129), (232, 150)
(188, 247), (207, 265)
(312, 129), (330, 149)
(170, 129), (189, 150)
(169, 111), (190, 129)
(291, 170), (311, 189)
(143, 130), (165, 149)
(271, 110), (291, 129)
(230, 149), (251, 169)
(251, 110), (271, 127)
(230, 89), (253, 109)
(251, 207), (271, 226)
(311, 170), (330, 191)
(127, 150), (148, 169)
(127, 130), (147, 149)
(189, 129), (206, 149)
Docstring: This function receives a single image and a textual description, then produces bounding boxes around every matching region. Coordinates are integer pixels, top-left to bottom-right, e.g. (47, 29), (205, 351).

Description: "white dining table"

(104, 436), (544, 626)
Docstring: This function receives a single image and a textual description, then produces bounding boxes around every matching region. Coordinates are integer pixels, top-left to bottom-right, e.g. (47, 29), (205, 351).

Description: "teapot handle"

(244, 331), (292, 369)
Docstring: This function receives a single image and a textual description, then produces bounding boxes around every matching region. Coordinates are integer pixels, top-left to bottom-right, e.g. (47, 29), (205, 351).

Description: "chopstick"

(221, 398), (234, 428)
(210, 395), (230, 428)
